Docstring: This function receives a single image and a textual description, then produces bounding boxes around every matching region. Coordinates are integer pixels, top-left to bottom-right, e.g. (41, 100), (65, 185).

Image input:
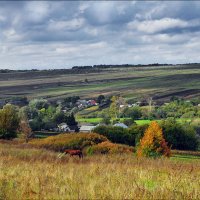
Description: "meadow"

(77, 117), (194, 125)
(1, 64), (200, 102)
(0, 142), (199, 199)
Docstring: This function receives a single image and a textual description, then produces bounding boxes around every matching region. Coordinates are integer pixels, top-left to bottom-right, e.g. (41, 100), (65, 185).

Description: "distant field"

(1, 64), (200, 101)
(77, 118), (195, 125)
(0, 143), (199, 199)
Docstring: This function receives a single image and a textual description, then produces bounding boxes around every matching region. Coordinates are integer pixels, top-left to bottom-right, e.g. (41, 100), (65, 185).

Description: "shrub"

(160, 118), (199, 150)
(123, 118), (136, 127)
(137, 121), (171, 158)
(30, 133), (108, 151)
(86, 141), (134, 155)
(93, 125), (148, 147)
(128, 124), (148, 146)
(93, 126), (132, 145)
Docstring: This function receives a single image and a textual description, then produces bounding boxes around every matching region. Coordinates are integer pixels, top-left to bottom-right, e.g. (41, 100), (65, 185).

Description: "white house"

(80, 125), (96, 133)
(114, 123), (128, 129)
(58, 123), (70, 132)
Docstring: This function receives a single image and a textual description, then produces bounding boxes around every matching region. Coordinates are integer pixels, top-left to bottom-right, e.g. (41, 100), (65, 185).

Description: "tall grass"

(0, 143), (199, 199)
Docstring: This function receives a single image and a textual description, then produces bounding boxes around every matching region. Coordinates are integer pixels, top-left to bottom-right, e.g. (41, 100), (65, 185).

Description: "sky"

(0, 1), (200, 69)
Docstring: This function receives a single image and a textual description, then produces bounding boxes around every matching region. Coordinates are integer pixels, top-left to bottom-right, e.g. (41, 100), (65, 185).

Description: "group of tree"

(26, 99), (78, 131)
(93, 118), (199, 151)
(102, 96), (200, 121)
(0, 98), (79, 140)
(0, 104), (31, 142)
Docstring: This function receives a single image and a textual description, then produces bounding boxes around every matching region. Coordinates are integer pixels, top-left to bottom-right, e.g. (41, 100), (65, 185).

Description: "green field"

(1, 64), (200, 101)
(77, 118), (195, 125)
(78, 118), (152, 125)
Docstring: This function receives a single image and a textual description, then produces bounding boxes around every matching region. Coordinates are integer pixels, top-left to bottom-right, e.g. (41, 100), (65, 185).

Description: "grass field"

(0, 143), (199, 199)
(1, 64), (200, 101)
(77, 118), (195, 125)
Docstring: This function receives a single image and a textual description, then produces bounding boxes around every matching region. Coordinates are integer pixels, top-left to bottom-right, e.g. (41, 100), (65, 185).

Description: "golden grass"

(88, 141), (134, 154)
(29, 133), (108, 151)
(0, 143), (200, 199)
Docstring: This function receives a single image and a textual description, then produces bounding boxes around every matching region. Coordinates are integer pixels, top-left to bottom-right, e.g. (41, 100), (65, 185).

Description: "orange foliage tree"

(137, 121), (171, 158)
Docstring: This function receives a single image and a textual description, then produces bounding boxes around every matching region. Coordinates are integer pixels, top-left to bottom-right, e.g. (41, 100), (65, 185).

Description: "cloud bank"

(0, 1), (200, 69)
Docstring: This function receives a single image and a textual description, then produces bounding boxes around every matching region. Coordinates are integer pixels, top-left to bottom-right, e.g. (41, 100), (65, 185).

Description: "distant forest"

(1, 63), (200, 73)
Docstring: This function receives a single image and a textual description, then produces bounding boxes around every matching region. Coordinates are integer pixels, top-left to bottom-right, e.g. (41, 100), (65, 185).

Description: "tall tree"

(19, 120), (32, 143)
(137, 121), (171, 158)
(0, 104), (19, 139)
(109, 96), (119, 120)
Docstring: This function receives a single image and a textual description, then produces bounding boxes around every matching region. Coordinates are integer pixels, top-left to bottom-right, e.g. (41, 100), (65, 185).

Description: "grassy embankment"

(0, 141), (200, 199)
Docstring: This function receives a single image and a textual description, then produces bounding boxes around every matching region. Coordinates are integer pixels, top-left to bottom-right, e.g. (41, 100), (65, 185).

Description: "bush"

(30, 133), (108, 151)
(86, 141), (134, 155)
(122, 106), (142, 119)
(93, 124), (149, 147)
(101, 116), (111, 125)
(160, 118), (199, 151)
(123, 118), (136, 127)
(93, 126), (133, 146)
(128, 124), (148, 146)
(0, 129), (17, 140)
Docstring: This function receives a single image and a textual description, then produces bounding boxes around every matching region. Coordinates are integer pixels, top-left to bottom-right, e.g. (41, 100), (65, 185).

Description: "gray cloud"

(0, 1), (200, 69)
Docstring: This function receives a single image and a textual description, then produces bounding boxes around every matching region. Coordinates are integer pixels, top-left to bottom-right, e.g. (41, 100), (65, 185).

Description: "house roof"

(114, 123), (128, 129)
(58, 123), (67, 127)
(80, 125), (96, 131)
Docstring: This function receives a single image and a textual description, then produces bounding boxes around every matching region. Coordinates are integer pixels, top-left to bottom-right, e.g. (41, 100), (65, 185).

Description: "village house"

(58, 123), (79, 132)
(114, 123), (128, 129)
(58, 123), (69, 132)
(79, 125), (96, 133)
(87, 100), (98, 106)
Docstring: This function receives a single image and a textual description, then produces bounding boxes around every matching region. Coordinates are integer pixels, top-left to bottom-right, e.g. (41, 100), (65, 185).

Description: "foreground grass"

(0, 143), (200, 199)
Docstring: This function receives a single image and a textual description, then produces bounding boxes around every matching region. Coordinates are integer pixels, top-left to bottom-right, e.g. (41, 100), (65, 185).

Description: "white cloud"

(48, 18), (85, 31)
(24, 2), (50, 23)
(0, 1), (200, 69)
(128, 18), (189, 34)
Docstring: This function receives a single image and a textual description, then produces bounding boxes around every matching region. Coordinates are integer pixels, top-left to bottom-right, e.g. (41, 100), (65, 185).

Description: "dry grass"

(29, 133), (108, 151)
(0, 143), (200, 199)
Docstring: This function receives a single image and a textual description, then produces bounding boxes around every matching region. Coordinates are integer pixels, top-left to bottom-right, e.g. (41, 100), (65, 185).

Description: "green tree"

(97, 95), (105, 104)
(0, 104), (20, 139)
(160, 118), (199, 150)
(101, 116), (111, 125)
(29, 99), (48, 110)
(109, 96), (119, 121)
(65, 113), (78, 126)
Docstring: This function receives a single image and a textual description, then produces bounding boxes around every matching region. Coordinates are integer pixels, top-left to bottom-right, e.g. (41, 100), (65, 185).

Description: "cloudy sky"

(0, 1), (200, 69)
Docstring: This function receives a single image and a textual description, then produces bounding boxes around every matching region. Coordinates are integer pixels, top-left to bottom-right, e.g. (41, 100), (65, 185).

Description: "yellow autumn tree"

(137, 121), (171, 158)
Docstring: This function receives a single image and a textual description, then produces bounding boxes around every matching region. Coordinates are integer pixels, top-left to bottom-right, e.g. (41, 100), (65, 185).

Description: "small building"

(87, 100), (98, 106)
(77, 100), (87, 105)
(80, 125), (96, 133)
(57, 123), (79, 132)
(58, 123), (69, 132)
(114, 123), (128, 129)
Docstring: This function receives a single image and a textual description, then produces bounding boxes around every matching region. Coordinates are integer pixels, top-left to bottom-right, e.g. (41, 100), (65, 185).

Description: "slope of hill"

(0, 64), (200, 102)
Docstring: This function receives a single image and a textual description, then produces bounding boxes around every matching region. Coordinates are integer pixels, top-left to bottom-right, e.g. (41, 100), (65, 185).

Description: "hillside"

(0, 64), (200, 102)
